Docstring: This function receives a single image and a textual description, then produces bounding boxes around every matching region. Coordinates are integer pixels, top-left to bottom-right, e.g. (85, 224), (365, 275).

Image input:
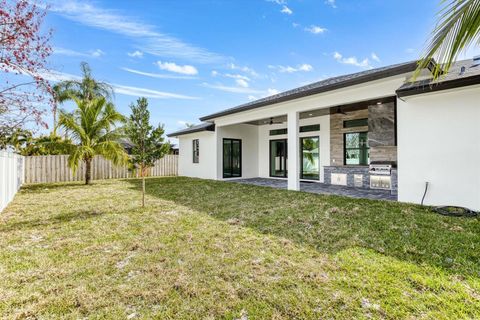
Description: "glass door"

(270, 139), (287, 178)
(300, 136), (319, 180)
(223, 138), (242, 178)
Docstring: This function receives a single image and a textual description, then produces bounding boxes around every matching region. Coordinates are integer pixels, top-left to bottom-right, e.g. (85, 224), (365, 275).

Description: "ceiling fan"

(268, 117), (284, 125)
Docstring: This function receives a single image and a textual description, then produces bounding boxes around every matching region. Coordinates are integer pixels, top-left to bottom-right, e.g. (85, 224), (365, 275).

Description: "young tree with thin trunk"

(125, 97), (170, 207)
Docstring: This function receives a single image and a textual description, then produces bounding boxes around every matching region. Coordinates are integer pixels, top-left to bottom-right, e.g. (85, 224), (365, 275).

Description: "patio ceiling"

(244, 96), (395, 126)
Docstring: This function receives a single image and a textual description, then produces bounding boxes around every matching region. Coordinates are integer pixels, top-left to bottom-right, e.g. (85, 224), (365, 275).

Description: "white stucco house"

(168, 58), (480, 211)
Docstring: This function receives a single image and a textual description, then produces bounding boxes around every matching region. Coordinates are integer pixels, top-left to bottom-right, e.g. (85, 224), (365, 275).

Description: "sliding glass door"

(300, 136), (319, 180)
(223, 138), (242, 178)
(270, 139), (287, 178)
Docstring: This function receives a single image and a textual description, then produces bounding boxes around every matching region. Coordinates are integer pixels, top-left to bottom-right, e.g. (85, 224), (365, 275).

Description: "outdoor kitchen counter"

(324, 166), (397, 195)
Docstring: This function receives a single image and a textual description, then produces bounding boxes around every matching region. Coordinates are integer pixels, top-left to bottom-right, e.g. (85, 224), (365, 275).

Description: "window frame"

(222, 138), (242, 178)
(343, 132), (369, 166)
(269, 128), (288, 136)
(299, 124), (320, 133)
(192, 139), (199, 163)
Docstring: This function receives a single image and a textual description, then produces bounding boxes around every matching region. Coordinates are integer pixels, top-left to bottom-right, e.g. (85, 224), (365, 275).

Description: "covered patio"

(230, 178), (397, 201)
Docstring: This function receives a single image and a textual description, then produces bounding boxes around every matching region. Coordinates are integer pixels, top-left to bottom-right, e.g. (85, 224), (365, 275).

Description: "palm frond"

(94, 140), (128, 166)
(416, 0), (480, 79)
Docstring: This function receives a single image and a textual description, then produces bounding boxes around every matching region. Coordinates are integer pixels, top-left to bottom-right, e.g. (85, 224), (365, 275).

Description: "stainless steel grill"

(368, 163), (392, 175)
(369, 162), (394, 190)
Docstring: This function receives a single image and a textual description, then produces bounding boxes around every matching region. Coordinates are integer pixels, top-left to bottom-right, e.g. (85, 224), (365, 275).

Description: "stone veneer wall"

(329, 102), (398, 166)
(368, 102), (397, 162)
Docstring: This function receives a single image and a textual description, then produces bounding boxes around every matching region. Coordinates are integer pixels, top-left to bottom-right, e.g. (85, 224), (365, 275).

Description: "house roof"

(167, 122), (215, 137)
(397, 58), (480, 97)
(199, 61), (418, 121)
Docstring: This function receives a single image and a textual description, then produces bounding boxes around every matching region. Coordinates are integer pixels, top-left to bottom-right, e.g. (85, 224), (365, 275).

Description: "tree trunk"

(140, 164), (146, 207)
(142, 174), (145, 208)
(85, 158), (92, 185)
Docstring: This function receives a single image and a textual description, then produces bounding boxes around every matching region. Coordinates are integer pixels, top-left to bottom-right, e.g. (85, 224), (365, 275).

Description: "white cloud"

(156, 61), (198, 75)
(90, 49), (105, 57)
(325, 0), (337, 8)
(225, 73), (250, 81)
(269, 64), (313, 73)
(267, 0), (286, 5)
(53, 47), (105, 58)
(247, 95), (257, 101)
(38, 69), (198, 99)
(113, 84), (199, 100)
(211, 70), (219, 76)
(304, 25), (327, 34)
(267, 88), (280, 96)
(371, 52), (380, 62)
(333, 51), (371, 68)
(229, 63), (259, 78)
(405, 48), (416, 54)
(281, 5), (293, 15)
(127, 50), (143, 58)
(121, 67), (196, 79)
(48, 0), (225, 63)
(235, 79), (249, 88)
(292, 22), (300, 28)
(202, 83), (265, 94)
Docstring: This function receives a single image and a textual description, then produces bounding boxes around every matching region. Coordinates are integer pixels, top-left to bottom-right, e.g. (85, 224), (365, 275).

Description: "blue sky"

(43, 0), (477, 141)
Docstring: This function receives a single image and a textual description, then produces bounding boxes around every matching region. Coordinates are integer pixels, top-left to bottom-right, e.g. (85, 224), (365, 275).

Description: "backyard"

(1, 177), (479, 319)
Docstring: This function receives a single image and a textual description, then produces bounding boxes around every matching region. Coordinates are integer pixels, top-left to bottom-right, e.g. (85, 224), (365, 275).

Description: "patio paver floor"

(230, 178), (397, 201)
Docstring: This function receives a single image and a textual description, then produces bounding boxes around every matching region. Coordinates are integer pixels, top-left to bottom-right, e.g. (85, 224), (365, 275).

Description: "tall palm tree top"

(53, 62), (114, 103)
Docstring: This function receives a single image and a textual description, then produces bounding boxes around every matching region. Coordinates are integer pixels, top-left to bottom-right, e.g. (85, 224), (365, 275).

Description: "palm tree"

(417, 0), (480, 79)
(52, 62), (114, 134)
(58, 96), (127, 185)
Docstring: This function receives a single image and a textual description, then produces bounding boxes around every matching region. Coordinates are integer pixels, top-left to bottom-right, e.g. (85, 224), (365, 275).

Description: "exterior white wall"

(178, 131), (217, 180)
(397, 86), (480, 211)
(0, 151), (24, 212)
(216, 124), (259, 179)
(258, 115), (330, 182)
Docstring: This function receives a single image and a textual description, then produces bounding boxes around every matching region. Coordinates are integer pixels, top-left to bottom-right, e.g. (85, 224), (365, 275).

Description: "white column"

(287, 111), (300, 191)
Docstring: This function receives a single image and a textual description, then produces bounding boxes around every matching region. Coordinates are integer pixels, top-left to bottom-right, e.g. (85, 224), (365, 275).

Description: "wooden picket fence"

(23, 154), (178, 184)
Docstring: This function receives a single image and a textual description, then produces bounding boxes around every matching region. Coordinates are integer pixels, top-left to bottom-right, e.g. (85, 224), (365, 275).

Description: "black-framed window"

(270, 128), (287, 136)
(223, 138), (242, 178)
(344, 132), (369, 165)
(300, 124), (320, 132)
(300, 136), (320, 180)
(343, 118), (368, 128)
(192, 139), (199, 163)
(270, 139), (287, 178)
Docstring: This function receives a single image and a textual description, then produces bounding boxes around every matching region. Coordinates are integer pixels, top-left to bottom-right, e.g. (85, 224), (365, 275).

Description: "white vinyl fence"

(24, 154), (178, 184)
(0, 151), (24, 212)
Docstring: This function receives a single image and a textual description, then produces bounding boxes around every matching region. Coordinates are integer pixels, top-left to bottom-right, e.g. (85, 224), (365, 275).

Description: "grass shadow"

(22, 181), (88, 193)
(128, 177), (480, 278)
(0, 209), (106, 233)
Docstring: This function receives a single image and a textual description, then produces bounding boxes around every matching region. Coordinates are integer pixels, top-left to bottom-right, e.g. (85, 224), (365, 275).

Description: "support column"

(287, 111), (300, 191)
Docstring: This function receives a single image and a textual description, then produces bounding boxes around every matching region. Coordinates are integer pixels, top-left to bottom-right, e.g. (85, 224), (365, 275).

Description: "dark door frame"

(222, 138), (242, 178)
(269, 138), (288, 178)
(300, 135), (320, 181)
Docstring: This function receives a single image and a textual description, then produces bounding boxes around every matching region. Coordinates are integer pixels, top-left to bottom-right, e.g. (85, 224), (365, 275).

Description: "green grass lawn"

(1, 177), (479, 319)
